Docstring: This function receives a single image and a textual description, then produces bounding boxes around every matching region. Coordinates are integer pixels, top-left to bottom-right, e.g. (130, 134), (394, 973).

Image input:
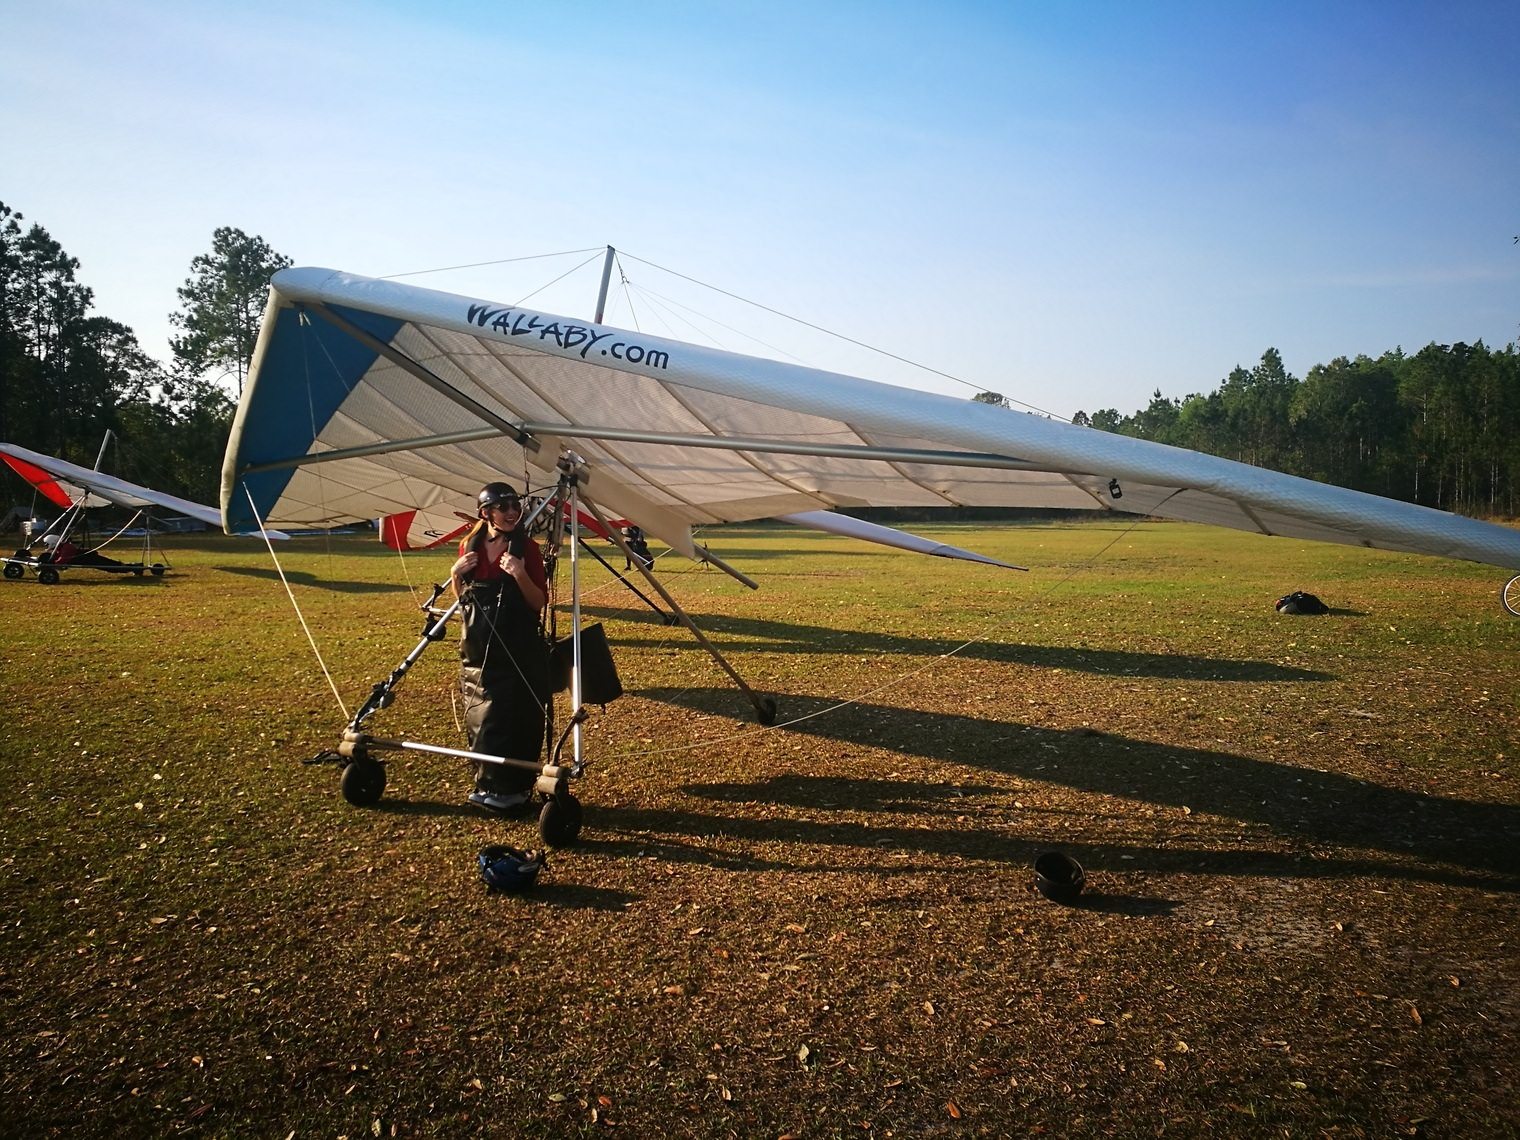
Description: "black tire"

(37, 566), (60, 585)
(340, 758), (386, 806)
(2, 562), (22, 580)
(1504, 575), (1520, 618)
(151, 564), (166, 577)
(134, 568), (145, 577)
(756, 696), (778, 726)
(539, 794), (583, 848)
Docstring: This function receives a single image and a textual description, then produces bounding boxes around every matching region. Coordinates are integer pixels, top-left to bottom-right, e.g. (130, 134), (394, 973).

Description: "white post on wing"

(93, 429), (114, 472)
(594, 246), (616, 325)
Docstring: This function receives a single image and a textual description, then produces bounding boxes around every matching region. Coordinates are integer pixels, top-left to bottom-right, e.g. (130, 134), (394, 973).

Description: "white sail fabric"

(777, 511), (1023, 569)
(3, 442), (225, 526)
(222, 268), (1520, 573)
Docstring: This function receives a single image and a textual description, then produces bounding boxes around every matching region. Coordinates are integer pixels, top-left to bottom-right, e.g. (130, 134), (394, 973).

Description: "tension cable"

(244, 485), (350, 721)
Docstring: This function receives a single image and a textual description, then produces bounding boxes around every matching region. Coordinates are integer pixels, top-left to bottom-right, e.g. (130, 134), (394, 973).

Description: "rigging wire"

(243, 486), (350, 722)
(624, 281), (812, 364)
(512, 250), (611, 309)
(379, 247), (605, 281)
(617, 250), (1069, 421)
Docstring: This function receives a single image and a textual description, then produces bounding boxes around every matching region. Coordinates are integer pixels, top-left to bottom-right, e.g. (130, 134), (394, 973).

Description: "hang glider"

(2, 441), (283, 584)
(2, 442), (227, 526)
(223, 268), (1520, 575)
(380, 499), (1024, 571)
(225, 265), (1520, 846)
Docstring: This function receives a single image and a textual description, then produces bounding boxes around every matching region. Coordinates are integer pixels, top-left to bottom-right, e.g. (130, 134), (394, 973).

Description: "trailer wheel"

(3, 562), (22, 580)
(151, 563), (166, 577)
(539, 794), (582, 848)
(340, 758), (386, 806)
(37, 566), (60, 585)
(757, 696), (778, 726)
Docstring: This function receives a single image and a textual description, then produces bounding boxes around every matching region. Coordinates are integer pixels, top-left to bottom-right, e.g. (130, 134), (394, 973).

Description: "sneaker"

(468, 789), (532, 817)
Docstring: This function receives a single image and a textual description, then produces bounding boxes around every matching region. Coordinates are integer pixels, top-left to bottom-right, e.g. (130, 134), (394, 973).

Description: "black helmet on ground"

(477, 845), (545, 893)
(477, 482), (520, 513)
(1034, 851), (1085, 903)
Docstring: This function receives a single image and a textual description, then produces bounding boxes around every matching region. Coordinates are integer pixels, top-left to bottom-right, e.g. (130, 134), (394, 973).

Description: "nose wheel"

(538, 794), (582, 847)
(340, 758), (387, 806)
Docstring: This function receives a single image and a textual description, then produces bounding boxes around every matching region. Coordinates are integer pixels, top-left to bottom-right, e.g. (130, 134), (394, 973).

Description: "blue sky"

(3, 0), (1517, 418)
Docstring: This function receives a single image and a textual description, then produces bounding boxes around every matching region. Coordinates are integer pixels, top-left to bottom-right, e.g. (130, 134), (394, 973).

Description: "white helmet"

(40, 534), (60, 548)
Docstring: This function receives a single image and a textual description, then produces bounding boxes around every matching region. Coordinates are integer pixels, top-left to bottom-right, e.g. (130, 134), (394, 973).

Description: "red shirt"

(460, 530), (548, 594)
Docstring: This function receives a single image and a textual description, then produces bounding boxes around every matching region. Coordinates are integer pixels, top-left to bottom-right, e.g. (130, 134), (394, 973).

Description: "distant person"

(623, 524), (654, 571)
(450, 482), (551, 814)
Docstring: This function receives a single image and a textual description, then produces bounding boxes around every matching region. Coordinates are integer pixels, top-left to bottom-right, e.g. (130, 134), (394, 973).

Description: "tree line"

(1068, 343), (1520, 518)
(0, 200), (287, 505)
(4, 198), (1516, 519)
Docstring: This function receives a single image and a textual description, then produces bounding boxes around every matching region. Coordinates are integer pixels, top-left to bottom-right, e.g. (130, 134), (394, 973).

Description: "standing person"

(451, 482), (550, 814)
(623, 524), (654, 571)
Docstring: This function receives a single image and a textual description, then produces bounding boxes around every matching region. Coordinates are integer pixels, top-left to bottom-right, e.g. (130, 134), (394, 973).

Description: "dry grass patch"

(1, 520), (1516, 1137)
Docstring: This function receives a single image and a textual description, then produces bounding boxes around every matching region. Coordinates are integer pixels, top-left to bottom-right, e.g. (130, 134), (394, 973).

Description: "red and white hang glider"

(2, 442), (228, 524)
(379, 500), (1024, 571)
(2, 442), (286, 584)
(223, 267), (1520, 575)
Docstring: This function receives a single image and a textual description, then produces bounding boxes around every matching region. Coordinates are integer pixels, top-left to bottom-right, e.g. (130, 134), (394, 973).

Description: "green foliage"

(0, 201), (234, 503)
(169, 226), (292, 397)
(971, 390), (1010, 407)
(1082, 343), (1520, 516)
(0, 201), (166, 465)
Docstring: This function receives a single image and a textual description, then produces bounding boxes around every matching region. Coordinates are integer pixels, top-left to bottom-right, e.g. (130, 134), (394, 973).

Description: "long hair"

(462, 518), (489, 552)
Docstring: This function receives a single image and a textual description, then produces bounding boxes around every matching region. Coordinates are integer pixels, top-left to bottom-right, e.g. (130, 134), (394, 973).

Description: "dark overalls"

(458, 535), (551, 797)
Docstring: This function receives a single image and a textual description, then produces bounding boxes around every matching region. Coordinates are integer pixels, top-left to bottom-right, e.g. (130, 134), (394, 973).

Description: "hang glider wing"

(3, 442), (286, 538)
(378, 504), (611, 551)
(2, 442), (225, 524)
(778, 511), (1025, 570)
(380, 497), (1022, 570)
(379, 507), (473, 551)
(0, 448), (81, 511)
(223, 268), (1520, 574)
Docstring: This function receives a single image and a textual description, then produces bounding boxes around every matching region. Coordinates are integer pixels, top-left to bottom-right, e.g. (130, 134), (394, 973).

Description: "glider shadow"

(216, 565), (411, 594)
(636, 687), (1520, 887)
(583, 606), (1332, 683)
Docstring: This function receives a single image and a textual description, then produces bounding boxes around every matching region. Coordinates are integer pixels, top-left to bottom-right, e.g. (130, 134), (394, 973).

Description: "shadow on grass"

(4, 563), (171, 586)
(372, 799), (480, 820)
(582, 607), (1333, 682)
(1071, 893), (1181, 916)
(215, 565), (412, 594)
(633, 688), (1520, 889)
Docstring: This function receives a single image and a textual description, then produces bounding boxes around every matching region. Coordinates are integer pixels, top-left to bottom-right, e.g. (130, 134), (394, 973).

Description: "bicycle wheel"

(1503, 575), (1520, 617)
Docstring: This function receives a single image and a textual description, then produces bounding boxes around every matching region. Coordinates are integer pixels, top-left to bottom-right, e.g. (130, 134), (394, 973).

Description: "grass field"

(1, 519), (1516, 1138)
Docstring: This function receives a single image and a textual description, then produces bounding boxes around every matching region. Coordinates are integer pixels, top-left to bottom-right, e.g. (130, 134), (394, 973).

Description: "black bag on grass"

(1275, 591), (1329, 615)
(551, 622), (624, 705)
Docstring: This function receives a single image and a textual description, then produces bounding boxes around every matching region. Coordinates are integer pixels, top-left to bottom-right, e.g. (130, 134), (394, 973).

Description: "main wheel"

(1504, 575), (1520, 617)
(340, 758), (386, 806)
(37, 566), (60, 585)
(151, 564), (166, 577)
(756, 696), (778, 726)
(539, 794), (583, 848)
(2, 562), (22, 580)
